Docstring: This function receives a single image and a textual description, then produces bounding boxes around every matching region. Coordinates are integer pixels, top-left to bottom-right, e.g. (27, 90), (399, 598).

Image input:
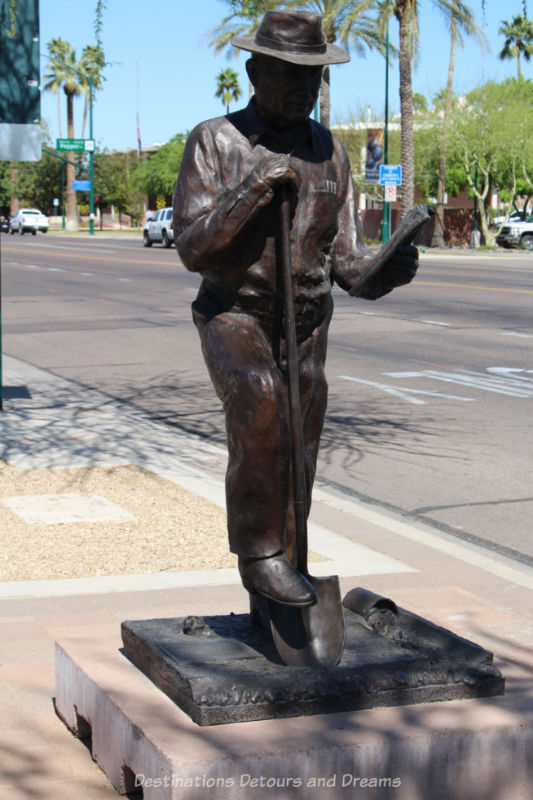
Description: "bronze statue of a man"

(173, 11), (418, 609)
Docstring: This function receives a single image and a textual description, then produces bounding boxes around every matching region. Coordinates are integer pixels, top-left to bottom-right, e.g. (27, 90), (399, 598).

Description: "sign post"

(380, 165), (402, 245)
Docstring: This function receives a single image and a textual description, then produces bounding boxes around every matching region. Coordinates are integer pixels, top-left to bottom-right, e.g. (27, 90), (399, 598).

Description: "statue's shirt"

(173, 100), (369, 329)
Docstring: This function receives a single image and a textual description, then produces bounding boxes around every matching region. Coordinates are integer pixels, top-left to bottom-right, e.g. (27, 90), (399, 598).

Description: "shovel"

(266, 186), (345, 669)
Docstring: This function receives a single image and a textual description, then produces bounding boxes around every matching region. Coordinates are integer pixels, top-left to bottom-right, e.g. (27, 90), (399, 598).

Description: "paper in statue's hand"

(350, 204), (434, 298)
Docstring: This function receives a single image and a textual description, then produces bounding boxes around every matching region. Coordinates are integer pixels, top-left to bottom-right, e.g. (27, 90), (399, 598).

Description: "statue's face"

(247, 55), (322, 129)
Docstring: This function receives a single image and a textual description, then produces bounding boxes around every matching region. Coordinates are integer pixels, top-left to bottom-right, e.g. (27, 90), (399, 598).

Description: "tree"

(93, 150), (144, 226)
(42, 37), (70, 138)
(43, 39), (83, 230)
(448, 79), (533, 243)
(491, 80), (533, 221)
(431, 0), (486, 246)
(215, 68), (242, 113)
(131, 134), (187, 204)
(412, 92), (428, 113)
(43, 37), (107, 230)
(499, 14), (533, 80)
(79, 44), (106, 138)
(376, 0), (482, 219)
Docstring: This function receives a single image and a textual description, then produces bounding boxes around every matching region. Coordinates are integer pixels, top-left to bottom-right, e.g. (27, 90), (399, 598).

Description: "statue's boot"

(238, 552), (316, 607)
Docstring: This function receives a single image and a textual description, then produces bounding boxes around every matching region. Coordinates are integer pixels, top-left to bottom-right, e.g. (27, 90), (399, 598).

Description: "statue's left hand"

(356, 243), (419, 301)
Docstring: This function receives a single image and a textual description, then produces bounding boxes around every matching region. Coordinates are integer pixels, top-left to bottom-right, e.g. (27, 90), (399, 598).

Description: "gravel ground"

(0, 462), (235, 581)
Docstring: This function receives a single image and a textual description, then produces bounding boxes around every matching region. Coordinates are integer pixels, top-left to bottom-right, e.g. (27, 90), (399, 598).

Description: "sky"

(38, 0), (530, 153)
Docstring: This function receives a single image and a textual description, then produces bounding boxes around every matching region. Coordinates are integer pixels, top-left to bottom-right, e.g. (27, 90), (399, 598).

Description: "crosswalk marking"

(340, 367), (533, 405)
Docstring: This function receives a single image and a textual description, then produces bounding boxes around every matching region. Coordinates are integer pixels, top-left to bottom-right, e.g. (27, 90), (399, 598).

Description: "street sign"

(53, 198), (59, 206)
(72, 180), (91, 191)
(57, 138), (95, 152)
(384, 184), (397, 202)
(379, 164), (402, 186)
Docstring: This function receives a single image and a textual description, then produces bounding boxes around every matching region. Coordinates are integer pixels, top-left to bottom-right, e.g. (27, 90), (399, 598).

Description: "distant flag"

(137, 112), (142, 155)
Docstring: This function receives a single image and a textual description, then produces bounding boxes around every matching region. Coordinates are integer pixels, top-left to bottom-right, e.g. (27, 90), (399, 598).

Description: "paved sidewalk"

(1, 355), (532, 798)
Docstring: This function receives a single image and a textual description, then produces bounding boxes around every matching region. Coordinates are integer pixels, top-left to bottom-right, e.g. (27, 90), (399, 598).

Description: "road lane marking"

(502, 331), (532, 338)
(340, 366), (533, 405)
(408, 359), (467, 370)
(487, 368), (533, 378)
(4, 242), (119, 254)
(332, 344), (358, 353)
(1, 244), (174, 267)
(385, 369), (533, 398)
(415, 280), (533, 295)
(421, 320), (450, 326)
(339, 375), (473, 405)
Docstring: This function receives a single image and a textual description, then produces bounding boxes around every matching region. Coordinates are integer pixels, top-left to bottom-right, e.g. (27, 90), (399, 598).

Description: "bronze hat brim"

(231, 34), (350, 66)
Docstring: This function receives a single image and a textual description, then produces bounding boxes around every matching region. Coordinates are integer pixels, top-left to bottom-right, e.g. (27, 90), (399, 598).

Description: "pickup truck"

(10, 208), (49, 235)
(496, 214), (533, 250)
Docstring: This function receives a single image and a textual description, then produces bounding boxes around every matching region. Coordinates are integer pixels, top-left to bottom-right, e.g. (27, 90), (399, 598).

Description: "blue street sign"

(379, 165), (402, 186)
(72, 180), (91, 191)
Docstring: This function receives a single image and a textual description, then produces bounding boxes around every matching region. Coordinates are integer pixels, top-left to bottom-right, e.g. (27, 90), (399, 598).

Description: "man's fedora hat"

(231, 10), (350, 66)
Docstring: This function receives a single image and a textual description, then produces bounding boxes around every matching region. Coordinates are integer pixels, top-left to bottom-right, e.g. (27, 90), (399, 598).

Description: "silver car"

(10, 208), (49, 235)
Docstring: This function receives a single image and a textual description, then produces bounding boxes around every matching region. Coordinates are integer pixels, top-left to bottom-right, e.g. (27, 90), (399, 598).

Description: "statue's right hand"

(252, 154), (301, 192)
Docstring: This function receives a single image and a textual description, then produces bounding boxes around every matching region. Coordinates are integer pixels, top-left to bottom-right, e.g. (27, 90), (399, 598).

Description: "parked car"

(143, 207), (174, 248)
(495, 214), (533, 250)
(10, 208), (49, 235)
(492, 210), (522, 228)
(0, 216), (9, 233)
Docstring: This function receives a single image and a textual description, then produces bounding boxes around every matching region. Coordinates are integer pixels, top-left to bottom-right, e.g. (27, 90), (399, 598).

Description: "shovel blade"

(268, 575), (345, 668)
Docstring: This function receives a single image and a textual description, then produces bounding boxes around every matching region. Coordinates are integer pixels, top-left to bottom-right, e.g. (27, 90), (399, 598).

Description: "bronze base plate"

(121, 588), (504, 726)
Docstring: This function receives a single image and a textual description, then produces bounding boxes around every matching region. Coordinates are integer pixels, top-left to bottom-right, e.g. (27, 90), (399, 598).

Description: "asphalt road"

(2, 233), (532, 562)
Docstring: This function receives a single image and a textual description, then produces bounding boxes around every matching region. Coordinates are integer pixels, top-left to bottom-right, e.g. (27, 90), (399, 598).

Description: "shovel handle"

(280, 185), (308, 575)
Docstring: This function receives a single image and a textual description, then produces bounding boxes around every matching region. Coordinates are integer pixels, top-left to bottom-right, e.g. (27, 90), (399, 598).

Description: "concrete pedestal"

(55, 630), (531, 800)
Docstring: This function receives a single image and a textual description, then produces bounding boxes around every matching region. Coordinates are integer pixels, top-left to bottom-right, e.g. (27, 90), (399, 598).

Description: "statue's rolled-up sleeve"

(173, 123), (273, 282)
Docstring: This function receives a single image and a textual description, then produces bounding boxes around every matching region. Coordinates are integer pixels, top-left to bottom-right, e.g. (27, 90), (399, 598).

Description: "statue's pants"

(193, 298), (332, 560)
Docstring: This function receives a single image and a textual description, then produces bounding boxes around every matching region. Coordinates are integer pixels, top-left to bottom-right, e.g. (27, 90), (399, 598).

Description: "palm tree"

(499, 14), (533, 79)
(79, 45), (107, 139)
(43, 38), (70, 138)
(377, 0), (482, 218)
(44, 39), (83, 230)
(431, 0), (486, 246)
(215, 68), (243, 113)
